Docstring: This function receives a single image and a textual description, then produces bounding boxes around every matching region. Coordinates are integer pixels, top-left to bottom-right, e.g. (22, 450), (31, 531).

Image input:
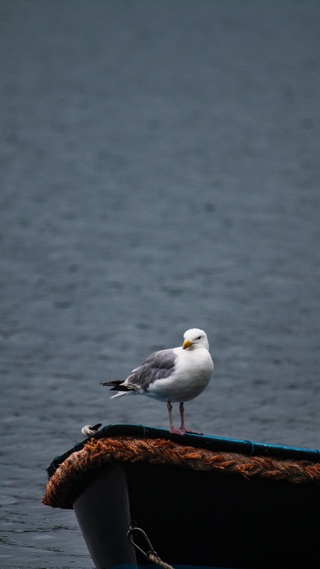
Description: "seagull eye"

(196, 336), (202, 340)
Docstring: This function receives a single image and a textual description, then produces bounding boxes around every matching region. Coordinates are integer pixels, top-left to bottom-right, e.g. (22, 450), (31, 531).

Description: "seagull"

(101, 328), (214, 435)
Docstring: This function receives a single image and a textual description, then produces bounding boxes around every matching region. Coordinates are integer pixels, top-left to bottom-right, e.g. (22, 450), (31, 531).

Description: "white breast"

(148, 347), (213, 403)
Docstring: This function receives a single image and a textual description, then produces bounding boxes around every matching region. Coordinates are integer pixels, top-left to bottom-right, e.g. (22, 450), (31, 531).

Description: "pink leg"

(179, 402), (186, 431)
(167, 401), (186, 435)
(180, 401), (203, 435)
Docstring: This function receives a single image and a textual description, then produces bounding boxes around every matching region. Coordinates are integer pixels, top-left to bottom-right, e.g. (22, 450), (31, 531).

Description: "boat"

(43, 423), (320, 569)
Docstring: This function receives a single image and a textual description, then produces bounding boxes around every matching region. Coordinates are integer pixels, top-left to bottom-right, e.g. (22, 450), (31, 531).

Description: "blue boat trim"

(46, 423), (320, 477)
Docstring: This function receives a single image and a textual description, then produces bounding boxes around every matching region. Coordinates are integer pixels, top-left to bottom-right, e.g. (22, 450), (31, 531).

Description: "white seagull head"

(182, 328), (209, 351)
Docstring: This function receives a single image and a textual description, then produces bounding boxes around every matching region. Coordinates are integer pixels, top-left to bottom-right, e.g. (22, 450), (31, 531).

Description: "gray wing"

(128, 348), (177, 392)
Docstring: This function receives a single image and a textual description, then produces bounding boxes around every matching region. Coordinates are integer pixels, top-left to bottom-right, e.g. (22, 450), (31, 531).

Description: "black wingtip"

(101, 380), (124, 390)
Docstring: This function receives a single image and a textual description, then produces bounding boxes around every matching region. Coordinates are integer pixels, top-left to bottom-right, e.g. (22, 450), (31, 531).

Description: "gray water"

(1, 1), (320, 567)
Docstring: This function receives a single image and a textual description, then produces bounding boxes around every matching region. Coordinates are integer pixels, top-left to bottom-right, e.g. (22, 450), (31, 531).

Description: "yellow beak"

(182, 339), (193, 349)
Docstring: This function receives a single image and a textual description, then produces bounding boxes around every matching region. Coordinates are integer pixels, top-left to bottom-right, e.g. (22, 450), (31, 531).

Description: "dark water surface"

(1, 1), (320, 567)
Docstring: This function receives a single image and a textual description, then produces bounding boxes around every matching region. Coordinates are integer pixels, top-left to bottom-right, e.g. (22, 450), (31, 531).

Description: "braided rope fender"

(43, 436), (320, 509)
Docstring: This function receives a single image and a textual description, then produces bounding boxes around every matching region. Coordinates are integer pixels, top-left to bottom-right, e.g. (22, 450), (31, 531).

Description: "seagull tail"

(101, 380), (135, 398)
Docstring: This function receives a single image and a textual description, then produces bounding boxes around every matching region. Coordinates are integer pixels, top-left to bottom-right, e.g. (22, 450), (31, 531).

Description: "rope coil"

(43, 435), (320, 509)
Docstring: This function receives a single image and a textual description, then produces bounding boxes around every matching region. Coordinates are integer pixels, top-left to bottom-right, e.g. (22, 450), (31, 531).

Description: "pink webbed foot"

(169, 426), (186, 435)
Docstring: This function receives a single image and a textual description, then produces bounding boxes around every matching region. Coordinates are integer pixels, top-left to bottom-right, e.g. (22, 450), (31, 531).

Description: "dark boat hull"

(44, 425), (320, 569)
